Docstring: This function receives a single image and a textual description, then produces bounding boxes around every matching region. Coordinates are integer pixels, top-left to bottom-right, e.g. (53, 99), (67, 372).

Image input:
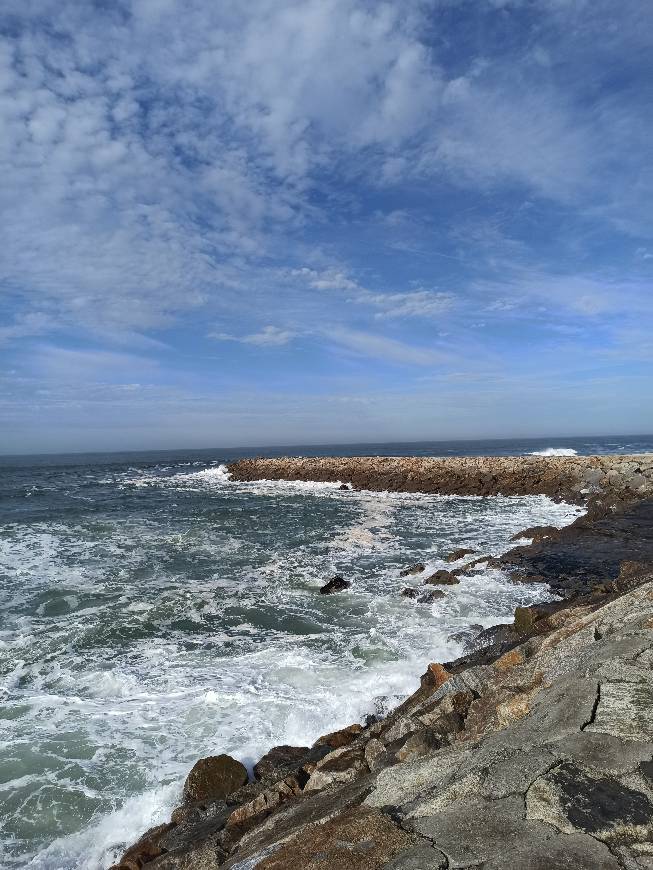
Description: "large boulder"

(183, 754), (248, 803)
(253, 745), (312, 781)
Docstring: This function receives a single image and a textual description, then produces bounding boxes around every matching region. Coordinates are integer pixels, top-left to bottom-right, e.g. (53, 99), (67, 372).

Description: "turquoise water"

(1, 438), (647, 867)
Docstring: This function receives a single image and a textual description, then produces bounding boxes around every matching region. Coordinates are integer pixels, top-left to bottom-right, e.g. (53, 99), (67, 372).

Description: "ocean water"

(0, 436), (650, 868)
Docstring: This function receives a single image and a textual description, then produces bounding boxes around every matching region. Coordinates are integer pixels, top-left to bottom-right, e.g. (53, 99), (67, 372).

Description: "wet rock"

(183, 755), (248, 803)
(417, 589), (446, 603)
(423, 569), (460, 585)
(400, 563), (425, 576)
(509, 524), (559, 542)
(502, 498), (653, 597)
(319, 575), (351, 594)
(401, 587), (419, 598)
(338, 483), (350, 490)
(449, 623), (483, 646)
(445, 547), (476, 562)
(527, 761), (653, 842)
(314, 723), (363, 750)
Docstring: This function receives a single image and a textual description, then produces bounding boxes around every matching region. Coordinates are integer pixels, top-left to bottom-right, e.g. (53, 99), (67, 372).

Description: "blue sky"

(1, 0), (652, 453)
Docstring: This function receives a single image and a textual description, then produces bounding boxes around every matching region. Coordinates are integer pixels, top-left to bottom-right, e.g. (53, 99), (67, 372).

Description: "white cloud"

(211, 325), (296, 346)
(356, 289), (454, 319)
(324, 327), (449, 366)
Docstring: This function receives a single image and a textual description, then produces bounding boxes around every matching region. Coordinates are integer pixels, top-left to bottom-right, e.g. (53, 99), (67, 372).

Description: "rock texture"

(228, 454), (653, 501)
(110, 462), (653, 870)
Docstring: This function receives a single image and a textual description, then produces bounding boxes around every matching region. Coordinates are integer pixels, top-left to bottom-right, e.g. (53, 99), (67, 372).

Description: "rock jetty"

(110, 458), (653, 870)
(228, 454), (653, 501)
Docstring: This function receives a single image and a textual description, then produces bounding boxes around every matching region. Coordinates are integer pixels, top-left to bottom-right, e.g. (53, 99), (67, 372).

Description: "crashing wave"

(529, 448), (578, 457)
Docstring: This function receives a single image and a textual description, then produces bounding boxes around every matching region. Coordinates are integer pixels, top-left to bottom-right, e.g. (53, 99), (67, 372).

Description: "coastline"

(110, 456), (653, 870)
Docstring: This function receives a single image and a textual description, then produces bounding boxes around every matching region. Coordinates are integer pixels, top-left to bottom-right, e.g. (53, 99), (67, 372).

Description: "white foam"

(1, 479), (584, 869)
(529, 447), (578, 456)
(27, 782), (180, 870)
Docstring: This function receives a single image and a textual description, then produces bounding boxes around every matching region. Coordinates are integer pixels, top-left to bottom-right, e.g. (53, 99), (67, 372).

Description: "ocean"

(1, 435), (651, 868)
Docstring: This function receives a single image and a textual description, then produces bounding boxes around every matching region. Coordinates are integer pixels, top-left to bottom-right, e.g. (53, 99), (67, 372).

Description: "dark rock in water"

(446, 547), (476, 562)
(401, 587), (419, 598)
(400, 562), (425, 576)
(424, 569), (460, 585)
(418, 589), (446, 603)
(510, 524), (558, 542)
(338, 483), (350, 490)
(449, 623), (484, 646)
(253, 745), (312, 781)
(319, 575), (351, 594)
(503, 497), (653, 597)
(183, 754), (248, 803)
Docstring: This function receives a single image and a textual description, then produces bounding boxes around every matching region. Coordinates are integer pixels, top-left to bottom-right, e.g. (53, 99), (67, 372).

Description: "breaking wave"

(529, 447), (579, 456)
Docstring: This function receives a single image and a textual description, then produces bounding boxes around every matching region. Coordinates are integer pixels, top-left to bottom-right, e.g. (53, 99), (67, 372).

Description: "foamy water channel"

(0, 459), (584, 868)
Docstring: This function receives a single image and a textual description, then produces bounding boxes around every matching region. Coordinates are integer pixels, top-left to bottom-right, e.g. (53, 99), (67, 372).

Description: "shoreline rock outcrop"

(110, 459), (653, 870)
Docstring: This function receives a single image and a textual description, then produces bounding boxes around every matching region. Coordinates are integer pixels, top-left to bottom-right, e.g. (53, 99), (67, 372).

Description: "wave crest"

(529, 448), (578, 457)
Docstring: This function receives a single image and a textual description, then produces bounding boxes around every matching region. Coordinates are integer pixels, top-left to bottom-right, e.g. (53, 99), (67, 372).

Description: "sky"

(1, 0), (652, 454)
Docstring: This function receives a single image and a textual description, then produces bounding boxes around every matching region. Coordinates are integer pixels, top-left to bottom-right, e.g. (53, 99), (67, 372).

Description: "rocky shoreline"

(228, 454), (653, 502)
(110, 457), (653, 870)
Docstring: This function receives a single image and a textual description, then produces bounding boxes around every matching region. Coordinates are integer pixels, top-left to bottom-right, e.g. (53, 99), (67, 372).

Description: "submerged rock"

(417, 589), (446, 603)
(183, 754), (248, 803)
(401, 587), (419, 598)
(319, 575), (350, 594)
(509, 524), (558, 542)
(445, 547), (476, 562)
(423, 569), (460, 585)
(400, 562), (426, 576)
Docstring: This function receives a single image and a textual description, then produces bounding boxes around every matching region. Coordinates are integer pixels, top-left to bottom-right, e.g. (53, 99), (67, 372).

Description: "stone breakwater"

(110, 471), (653, 870)
(228, 454), (653, 501)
